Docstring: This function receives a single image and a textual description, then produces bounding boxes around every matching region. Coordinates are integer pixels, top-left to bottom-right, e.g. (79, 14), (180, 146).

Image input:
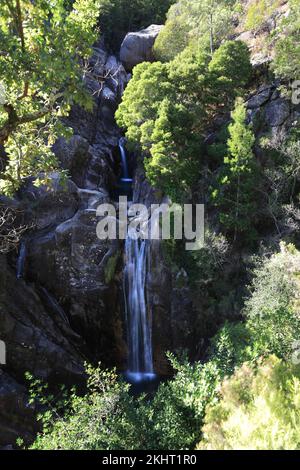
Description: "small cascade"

(16, 242), (26, 279)
(117, 137), (133, 199)
(123, 237), (156, 383)
(40, 288), (70, 325)
(119, 137), (130, 181)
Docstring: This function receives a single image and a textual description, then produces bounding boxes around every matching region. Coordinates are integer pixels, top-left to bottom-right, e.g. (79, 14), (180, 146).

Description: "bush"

(245, 0), (282, 30)
(29, 365), (158, 450)
(273, 0), (300, 80)
(244, 242), (300, 360)
(199, 356), (300, 450)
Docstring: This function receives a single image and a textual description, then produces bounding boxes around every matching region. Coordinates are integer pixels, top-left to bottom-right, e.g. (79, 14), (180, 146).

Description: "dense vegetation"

(29, 244), (300, 450)
(116, 40), (252, 202)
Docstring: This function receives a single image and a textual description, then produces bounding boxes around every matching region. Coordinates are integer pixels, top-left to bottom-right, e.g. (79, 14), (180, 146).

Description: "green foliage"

(148, 354), (222, 449)
(273, 0), (300, 80)
(245, 0), (281, 30)
(104, 251), (120, 283)
(211, 98), (258, 240)
(199, 356), (300, 450)
(29, 244), (300, 450)
(30, 365), (138, 450)
(208, 41), (252, 92)
(163, 228), (229, 285)
(209, 322), (253, 376)
(154, 0), (238, 62)
(29, 358), (222, 450)
(213, 243), (300, 366)
(244, 243), (300, 360)
(116, 42), (252, 201)
(98, 0), (175, 51)
(0, 0), (100, 195)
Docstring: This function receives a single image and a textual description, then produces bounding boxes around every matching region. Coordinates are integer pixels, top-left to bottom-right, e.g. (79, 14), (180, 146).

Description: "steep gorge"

(0, 4), (299, 447)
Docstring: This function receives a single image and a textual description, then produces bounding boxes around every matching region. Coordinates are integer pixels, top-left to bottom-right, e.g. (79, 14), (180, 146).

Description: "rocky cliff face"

(0, 39), (129, 447)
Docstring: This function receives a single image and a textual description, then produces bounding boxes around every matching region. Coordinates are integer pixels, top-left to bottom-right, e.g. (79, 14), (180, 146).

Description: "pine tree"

(212, 98), (258, 241)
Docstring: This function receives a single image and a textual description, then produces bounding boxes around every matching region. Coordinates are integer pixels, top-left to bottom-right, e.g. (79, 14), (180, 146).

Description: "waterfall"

(16, 242), (26, 279)
(119, 137), (131, 182)
(123, 237), (155, 383)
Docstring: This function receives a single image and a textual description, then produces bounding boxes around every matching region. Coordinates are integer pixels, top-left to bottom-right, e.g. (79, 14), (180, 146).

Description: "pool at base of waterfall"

(123, 371), (164, 395)
(125, 372), (157, 384)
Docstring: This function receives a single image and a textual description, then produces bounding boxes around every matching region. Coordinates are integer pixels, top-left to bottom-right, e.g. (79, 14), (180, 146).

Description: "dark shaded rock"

(0, 257), (85, 385)
(264, 98), (290, 127)
(171, 286), (194, 353)
(53, 136), (92, 188)
(147, 240), (173, 376)
(19, 172), (79, 231)
(25, 204), (123, 366)
(247, 85), (273, 109)
(0, 370), (37, 447)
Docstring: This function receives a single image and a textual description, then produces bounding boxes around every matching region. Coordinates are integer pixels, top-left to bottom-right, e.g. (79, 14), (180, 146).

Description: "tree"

(116, 42), (252, 201)
(0, 0), (100, 195)
(144, 98), (202, 200)
(273, 0), (300, 81)
(212, 98), (257, 241)
(154, 0), (238, 62)
(244, 242), (300, 360)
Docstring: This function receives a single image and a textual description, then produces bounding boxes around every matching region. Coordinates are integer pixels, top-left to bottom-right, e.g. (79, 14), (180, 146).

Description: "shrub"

(273, 0), (300, 80)
(244, 242), (300, 360)
(198, 356), (300, 450)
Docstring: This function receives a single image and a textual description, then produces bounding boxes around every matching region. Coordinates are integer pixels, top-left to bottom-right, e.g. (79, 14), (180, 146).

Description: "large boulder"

(120, 25), (163, 71)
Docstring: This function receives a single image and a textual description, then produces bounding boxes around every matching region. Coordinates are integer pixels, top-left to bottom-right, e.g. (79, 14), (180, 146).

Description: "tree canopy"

(116, 41), (252, 201)
(0, 0), (100, 195)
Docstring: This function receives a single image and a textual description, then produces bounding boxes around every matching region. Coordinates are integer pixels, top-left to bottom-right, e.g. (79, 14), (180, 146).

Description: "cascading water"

(117, 137), (133, 200)
(16, 242), (26, 279)
(119, 137), (132, 183)
(118, 138), (155, 383)
(123, 238), (155, 383)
